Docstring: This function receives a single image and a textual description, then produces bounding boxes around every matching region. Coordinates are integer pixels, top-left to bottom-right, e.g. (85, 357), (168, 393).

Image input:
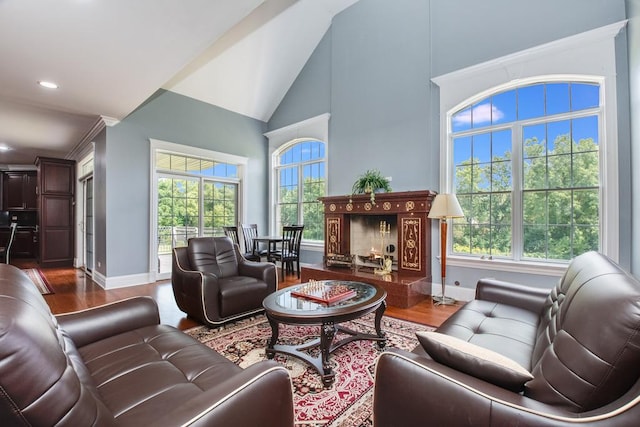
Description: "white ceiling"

(0, 0), (358, 165)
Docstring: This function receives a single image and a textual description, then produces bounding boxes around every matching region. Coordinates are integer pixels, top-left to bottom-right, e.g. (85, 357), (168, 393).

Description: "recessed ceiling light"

(38, 81), (59, 89)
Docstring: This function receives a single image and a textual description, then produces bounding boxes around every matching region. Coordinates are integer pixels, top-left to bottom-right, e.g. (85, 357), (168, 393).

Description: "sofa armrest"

(236, 247), (277, 291)
(56, 296), (160, 348)
(475, 278), (550, 314)
(373, 349), (602, 427)
(159, 361), (293, 427)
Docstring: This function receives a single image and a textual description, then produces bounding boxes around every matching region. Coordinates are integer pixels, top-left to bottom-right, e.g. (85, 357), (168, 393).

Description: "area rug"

(23, 268), (54, 295)
(186, 313), (434, 426)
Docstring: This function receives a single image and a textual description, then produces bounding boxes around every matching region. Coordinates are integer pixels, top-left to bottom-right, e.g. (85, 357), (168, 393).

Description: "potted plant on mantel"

(350, 169), (392, 204)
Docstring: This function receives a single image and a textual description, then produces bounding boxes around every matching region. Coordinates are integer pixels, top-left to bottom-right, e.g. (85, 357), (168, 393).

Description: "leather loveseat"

(172, 236), (277, 327)
(0, 264), (293, 426)
(374, 251), (640, 426)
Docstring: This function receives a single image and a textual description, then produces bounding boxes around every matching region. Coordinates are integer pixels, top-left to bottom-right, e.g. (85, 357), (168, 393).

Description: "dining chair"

(0, 222), (18, 264)
(241, 223), (269, 260)
(224, 225), (260, 262)
(269, 225), (304, 280)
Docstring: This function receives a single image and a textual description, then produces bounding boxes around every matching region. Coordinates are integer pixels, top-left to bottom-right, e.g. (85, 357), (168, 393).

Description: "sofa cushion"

(526, 252), (640, 412)
(78, 324), (243, 424)
(417, 331), (533, 392)
(435, 299), (540, 370)
(219, 276), (271, 318)
(187, 236), (239, 277)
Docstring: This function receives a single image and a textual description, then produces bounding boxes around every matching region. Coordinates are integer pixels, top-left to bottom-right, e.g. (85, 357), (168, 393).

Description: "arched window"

(450, 80), (601, 261)
(433, 22), (624, 272)
(273, 139), (326, 241)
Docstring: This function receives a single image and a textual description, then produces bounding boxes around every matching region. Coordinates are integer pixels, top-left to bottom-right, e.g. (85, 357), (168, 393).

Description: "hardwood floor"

(16, 259), (460, 330)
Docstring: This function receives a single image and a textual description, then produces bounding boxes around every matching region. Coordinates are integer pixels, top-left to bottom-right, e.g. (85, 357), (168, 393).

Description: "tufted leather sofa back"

(526, 251), (640, 412)
(0, 266), (114, 426)
(187, 236), (239, 278)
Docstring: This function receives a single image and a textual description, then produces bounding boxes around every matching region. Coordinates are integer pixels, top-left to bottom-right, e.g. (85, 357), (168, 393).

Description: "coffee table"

(262, 280), (387, 386)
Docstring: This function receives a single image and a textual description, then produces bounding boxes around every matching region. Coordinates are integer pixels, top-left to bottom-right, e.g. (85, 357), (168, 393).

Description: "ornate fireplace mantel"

(319, 190), (437, 277)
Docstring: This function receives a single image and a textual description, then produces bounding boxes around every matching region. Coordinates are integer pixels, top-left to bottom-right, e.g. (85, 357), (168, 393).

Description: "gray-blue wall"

(268, 0), (631, 290)
(98, 90), (267, 277)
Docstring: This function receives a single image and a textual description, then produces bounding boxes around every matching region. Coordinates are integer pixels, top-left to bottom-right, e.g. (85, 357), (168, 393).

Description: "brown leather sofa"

(374, 251), (640, 426)
(0, 264), (293, 426)
(172, 236), (277, 327)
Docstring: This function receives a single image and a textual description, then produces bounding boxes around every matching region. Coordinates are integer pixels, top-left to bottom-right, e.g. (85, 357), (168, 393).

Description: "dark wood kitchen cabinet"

(3, 171), (37, 210)
(0, 227), (35, 259)
(36, 157), (75, 268)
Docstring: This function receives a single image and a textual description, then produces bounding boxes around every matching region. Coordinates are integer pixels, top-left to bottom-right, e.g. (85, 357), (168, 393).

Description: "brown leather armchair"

(172, 236), (277, 326)
(374, 252), (640, 426)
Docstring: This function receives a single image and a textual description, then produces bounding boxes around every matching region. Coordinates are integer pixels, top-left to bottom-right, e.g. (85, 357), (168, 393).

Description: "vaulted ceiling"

(0, 0), (358, 165)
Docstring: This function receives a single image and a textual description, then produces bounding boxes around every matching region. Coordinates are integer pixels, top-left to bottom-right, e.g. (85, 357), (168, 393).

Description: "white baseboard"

(92, 271), (155, 290)
(432, 282), (475, 302)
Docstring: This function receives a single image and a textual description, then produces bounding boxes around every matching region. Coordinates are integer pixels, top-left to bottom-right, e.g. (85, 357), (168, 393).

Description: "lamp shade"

(428, 193), (464, 219)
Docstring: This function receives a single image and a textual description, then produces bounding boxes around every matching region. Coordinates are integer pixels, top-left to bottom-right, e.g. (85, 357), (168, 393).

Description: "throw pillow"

(416, 331), (533, 392)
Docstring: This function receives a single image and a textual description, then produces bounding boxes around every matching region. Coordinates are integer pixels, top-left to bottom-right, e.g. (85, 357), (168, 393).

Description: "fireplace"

(301, 190), (437, 308)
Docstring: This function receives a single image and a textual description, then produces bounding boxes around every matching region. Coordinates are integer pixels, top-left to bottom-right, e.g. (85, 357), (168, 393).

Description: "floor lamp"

(428, 193), (464, 306)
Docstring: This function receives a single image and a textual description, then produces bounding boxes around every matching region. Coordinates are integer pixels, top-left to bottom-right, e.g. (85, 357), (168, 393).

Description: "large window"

(274, 139), (326, 241)
(450, 81), (600, 262)
(433, 22), (624, 271)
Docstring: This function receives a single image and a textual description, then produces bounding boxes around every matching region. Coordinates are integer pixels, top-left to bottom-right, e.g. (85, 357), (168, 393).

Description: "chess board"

(291, 280), (357, 304)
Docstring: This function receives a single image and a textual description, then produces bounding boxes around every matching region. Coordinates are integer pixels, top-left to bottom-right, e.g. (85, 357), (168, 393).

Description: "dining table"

(253, 235), (284, 260)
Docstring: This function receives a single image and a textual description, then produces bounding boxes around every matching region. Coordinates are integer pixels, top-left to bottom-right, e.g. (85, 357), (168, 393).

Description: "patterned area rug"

(186, 313), (434, 426)
(23, 268), (54, 295)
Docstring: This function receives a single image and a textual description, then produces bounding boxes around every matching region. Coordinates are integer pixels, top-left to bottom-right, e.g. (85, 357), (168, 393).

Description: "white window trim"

(264, 113), (330, 239)
(148, 138), (248, 281)
(432, 20), (626, 273)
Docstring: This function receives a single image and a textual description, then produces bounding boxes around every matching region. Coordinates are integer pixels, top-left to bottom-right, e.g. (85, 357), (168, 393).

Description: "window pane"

(546, 83), (570, 115)
(170, 155), (187, 172)
(492, 130), (511, 160)
(452, 106), (472, 132)
(491, 225), (512, 256)
(571, 83), (599, 111)
(548, 225), (571, 260)
(523, 191), (546, 225)
(472, 194), (490, 224)
(472, 99), (492, 129)
(490, 193), (511, 225)
(547, 120), (571, 154)
(548, 154), (571, 189)
(518, 84), (545, 120)
(491, 90), (516, 124)
(572, 115), (599, 152)
(453, 136), (472, 165)
(157, 152), (171, 169)
(491, 160), (511, 191)
(455, 165), (472, 193)
(523, 225), (547, 259)
(523, 157), (547, 190)
(474, 163), (491, 192)
(573, 189), (599, 226)
(452, 223), (471, 254)
(471, 225), (491, 255)
(472, 133), (491, 163)
(573, 152), (599, 187)
(548, 190), (572, 227)
(523, 124), (546, 158)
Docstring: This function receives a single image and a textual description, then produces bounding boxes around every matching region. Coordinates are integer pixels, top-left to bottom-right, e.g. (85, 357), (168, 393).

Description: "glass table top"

(265, 280), (381, 315)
